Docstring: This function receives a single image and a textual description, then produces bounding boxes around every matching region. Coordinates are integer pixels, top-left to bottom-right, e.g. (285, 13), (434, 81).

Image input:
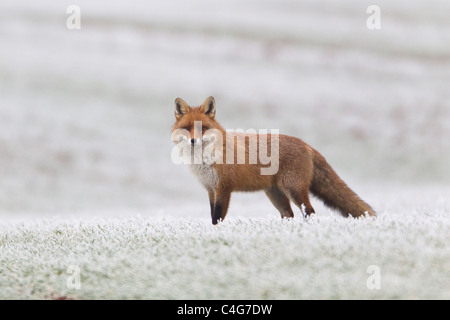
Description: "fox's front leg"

(208, 189), (215, 220)
(211, 187), (231, 225)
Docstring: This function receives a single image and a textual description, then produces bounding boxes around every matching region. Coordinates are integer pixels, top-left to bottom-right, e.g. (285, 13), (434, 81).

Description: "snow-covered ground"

(1, 214), (449, 299)
(0, 0), (449, 299)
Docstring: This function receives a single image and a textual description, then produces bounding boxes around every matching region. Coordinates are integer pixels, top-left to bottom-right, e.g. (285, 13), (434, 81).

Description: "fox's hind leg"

(265, 186), (294, 218)
(280, 175), (316, 217)
(287, 188), (315, 217)
(279, 169), (316, 217)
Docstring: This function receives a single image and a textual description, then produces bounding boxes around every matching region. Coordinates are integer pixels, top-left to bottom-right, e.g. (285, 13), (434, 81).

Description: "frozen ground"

(0, 212), (449, 300)
(0, 0), (449, 299)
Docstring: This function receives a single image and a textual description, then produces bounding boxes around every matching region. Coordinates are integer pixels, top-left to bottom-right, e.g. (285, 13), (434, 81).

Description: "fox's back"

(213, 132), (314, 191)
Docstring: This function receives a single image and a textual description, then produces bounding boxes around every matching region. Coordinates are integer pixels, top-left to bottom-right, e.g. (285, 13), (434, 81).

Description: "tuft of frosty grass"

(1, 212), (448, 299)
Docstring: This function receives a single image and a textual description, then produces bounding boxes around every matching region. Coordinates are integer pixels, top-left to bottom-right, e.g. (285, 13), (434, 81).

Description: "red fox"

(171, 96), (375, 224)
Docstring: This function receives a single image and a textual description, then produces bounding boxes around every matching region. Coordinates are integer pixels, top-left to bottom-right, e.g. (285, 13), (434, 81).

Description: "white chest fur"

(190, 164), (219, 189)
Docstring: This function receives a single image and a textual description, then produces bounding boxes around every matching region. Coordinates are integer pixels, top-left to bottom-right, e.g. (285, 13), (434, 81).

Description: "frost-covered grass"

(1, 212), (449, 300)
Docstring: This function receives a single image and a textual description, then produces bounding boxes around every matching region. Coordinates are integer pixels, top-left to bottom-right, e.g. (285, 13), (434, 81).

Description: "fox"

(171, 96), (375, 225)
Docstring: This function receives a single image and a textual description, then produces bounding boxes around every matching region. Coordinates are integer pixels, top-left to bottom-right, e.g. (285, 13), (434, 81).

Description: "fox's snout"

(171, 131), (202, 146)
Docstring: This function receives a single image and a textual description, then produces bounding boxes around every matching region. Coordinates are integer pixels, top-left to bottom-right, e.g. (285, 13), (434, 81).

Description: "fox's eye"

(183, 127), (191, 131)
(202, 127), (209, 131)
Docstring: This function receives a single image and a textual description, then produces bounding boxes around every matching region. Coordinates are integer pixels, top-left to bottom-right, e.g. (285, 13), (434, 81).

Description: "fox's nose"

(191, 138), (195, 145)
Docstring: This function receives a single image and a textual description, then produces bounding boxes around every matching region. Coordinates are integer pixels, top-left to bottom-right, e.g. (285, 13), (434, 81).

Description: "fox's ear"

(200, 96), (216, 119)
(174, 98), (190, 120)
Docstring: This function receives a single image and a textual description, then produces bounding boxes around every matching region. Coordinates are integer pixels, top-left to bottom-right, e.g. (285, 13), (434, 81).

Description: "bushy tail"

(310, 150), (375, 217)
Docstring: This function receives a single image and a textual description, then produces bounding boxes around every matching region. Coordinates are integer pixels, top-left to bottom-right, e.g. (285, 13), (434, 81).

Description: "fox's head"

(171, 97), (225, 165)
(171, 96), (225, 145)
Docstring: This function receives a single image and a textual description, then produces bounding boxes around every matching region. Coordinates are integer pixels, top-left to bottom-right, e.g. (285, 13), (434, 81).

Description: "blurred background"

(0, 0), (449, 217)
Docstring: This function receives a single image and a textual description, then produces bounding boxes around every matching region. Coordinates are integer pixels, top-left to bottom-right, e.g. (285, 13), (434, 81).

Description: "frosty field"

(1, 184), (449, 300)
(1, 211), (449, 300)
(1, 0), (449, 299)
